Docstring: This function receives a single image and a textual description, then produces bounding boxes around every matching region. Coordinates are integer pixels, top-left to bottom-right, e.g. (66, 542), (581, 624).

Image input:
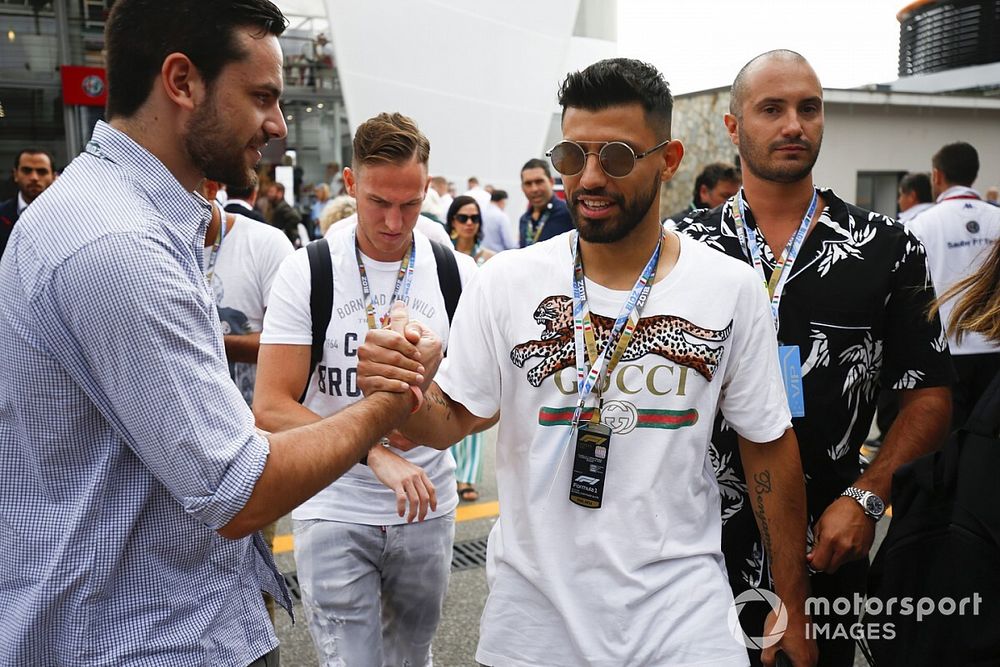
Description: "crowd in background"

(3, 2), (1000, 666)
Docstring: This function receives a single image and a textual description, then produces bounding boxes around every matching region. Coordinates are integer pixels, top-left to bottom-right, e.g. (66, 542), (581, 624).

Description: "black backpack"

(298, 238), (461, 403)
(863, 370), (1000, 666)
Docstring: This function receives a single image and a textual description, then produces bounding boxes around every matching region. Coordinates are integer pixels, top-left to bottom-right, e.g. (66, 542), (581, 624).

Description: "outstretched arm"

(222, 332), (262, 365)
(220, 390), (415, 538)
(400, 382), (497, 448)
(738, 429), (817, 667)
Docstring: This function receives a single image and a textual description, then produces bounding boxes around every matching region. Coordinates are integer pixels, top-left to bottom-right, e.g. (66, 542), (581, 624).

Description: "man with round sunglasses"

(676, 50), (953, 667)
(518, 157), (574, 247)
(357, 58), (816, 666)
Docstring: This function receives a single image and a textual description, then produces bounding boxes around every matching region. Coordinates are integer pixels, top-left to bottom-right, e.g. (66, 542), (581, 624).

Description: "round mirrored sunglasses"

(546, 139), (670, 179)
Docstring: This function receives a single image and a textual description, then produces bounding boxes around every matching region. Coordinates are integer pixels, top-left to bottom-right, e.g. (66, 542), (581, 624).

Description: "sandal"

(457, 483), (479, 502)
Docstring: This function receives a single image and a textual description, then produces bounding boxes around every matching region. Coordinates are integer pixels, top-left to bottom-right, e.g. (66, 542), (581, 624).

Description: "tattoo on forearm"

(753, 469), (774, 558)
(424, 387), (452, 421)
(754, 470), (773, 495)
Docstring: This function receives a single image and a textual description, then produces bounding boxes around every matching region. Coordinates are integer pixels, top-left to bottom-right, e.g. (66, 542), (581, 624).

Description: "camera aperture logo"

(728, 588), (788, 649)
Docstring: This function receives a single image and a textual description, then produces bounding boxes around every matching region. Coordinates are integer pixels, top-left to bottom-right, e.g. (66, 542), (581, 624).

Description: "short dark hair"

(521, 158), (551, 180)
(104, 0), (287, 119)
(226, 180), (258, 199)
(445, 195), (484, 245)
(557, 58), (673, 139)
(490, 189), (508, 202)
(730, 49), (809, 118)
(692, 162), (740, 207)
(899, 172), (933, 204)
(932, 142), (979, 187)
(13, 148), (54, 171)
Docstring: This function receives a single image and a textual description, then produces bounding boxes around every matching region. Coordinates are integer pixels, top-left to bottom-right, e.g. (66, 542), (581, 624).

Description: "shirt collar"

(736, 186), (853, 245)
(87, 120), (210, 241)
(936, 185), (980, 203)
(16, 192), (28, 214)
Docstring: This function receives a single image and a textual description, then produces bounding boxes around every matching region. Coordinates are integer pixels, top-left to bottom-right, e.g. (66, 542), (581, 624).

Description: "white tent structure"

(276, 0), (616, 211)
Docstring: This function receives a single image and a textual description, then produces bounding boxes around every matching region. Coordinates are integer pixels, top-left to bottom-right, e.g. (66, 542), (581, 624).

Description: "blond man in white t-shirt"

(255, 113), (476, 666)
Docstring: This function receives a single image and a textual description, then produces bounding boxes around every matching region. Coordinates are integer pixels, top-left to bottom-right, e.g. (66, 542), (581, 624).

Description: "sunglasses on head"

(546, 139), (670, 179)
(454, 213), (481, 224)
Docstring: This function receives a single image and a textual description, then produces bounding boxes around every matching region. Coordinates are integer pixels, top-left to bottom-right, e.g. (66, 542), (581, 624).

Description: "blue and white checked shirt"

(0, 121), (290, 666)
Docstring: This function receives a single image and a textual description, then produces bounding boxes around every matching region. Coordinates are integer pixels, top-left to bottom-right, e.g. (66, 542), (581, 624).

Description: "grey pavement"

(270, 428), (498, 667)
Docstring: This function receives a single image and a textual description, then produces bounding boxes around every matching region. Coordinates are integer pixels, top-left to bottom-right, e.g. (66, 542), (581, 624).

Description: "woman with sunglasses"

(443, 196), (492, 502)
(446, 195), (495, 267)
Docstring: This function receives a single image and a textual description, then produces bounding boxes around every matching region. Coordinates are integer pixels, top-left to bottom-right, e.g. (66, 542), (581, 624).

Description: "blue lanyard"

(354, 230), (416, 330)
(571, 230), (662, 427)
(730, 189), (818, 331)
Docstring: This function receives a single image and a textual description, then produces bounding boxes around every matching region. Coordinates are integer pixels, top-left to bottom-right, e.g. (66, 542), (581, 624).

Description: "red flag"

(61, 66), (107, 107)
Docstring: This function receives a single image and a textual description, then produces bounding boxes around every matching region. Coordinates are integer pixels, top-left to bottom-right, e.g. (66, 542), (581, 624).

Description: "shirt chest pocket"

(804, 304), (885, 376)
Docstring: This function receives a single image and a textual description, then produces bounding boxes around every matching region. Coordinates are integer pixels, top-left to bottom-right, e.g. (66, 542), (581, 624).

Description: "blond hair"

(352, 112), (429, 168)
(318, 195), (357, 235)
(930, 239), (1000, 343)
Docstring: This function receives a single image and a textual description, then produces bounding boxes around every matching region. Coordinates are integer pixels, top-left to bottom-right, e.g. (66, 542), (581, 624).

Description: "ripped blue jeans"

(293, 515), (455, 667)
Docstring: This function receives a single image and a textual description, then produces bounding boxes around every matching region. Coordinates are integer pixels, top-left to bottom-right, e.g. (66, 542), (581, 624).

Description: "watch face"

(865, 494), (885, 517)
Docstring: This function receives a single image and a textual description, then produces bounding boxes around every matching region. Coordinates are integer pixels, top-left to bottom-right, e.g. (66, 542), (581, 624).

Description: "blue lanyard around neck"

(729, 188), (818, 331)
(570, 230), (662, 427)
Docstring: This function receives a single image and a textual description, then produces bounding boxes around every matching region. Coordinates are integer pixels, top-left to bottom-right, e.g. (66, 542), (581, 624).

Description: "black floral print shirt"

(676, 187), (954, 589)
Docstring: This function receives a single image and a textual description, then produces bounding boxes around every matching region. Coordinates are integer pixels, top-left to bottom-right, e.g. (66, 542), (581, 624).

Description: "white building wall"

(325, 0), (580, 216)
(816, 101), (1000, 204)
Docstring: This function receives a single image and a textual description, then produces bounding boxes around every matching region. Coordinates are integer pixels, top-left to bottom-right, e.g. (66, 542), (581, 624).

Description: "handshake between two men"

(357, 301), (496, 521)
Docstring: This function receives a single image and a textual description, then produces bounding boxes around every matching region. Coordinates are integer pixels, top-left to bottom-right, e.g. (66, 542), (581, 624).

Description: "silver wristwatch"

(841, 486), (886, 521)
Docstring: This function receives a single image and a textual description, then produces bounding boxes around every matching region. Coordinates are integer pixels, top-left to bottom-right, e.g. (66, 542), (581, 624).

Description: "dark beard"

(738, 127), (822, 184)
(185, 96), (258, 189)
(571, 172), (660, 244)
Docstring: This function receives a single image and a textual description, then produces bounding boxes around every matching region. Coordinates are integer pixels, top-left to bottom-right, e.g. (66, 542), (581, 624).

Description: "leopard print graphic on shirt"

(510, 295), (733, 387)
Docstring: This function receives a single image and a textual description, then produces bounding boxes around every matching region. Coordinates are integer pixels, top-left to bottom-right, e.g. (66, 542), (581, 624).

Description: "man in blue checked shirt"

(0, 2), (431, 666)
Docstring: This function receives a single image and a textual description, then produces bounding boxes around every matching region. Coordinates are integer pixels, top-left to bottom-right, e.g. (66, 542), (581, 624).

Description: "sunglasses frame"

(546, 138), (671, 179)
(453, 213), (482, 224)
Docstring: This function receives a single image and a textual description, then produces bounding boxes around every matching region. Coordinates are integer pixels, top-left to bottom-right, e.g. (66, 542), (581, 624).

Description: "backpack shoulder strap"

(300, 238), (332, 403)
(430, 240), (462, 324)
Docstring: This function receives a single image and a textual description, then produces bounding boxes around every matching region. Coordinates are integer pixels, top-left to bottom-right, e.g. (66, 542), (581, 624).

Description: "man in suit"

(1, 148), (55, 260)
(265, 181), (302, 245)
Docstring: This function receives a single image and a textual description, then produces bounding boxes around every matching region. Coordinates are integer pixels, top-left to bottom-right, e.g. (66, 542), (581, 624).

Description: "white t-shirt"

(262, 221), (477, 524)
(208, 213), (294, 405)
(908, 186), (1000, 356)
(897, 201), (933, 225)
(436, 231), (790, 667)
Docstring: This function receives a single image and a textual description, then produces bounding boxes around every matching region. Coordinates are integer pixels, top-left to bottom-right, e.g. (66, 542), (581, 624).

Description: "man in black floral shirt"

(676, 50), (954, 667)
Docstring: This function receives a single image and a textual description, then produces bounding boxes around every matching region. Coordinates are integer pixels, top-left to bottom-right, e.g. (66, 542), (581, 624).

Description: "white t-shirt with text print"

(261, 220), (477, 524)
